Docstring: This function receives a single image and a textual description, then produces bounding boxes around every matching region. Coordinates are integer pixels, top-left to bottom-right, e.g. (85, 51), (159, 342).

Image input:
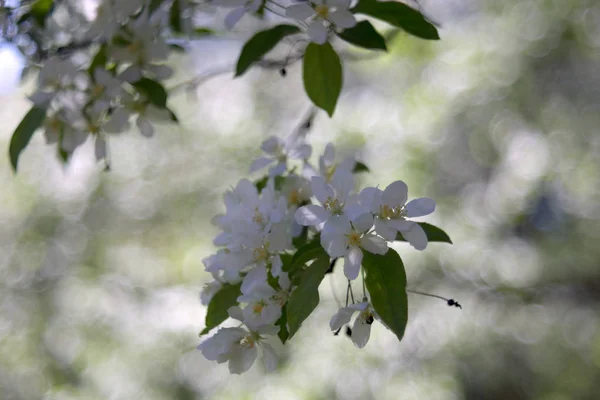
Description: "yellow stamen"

(315, 4), (329, 19)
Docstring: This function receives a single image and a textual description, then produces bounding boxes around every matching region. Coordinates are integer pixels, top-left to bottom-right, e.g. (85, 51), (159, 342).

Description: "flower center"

(288, 189), (300, 205)
(252, 246), (269, 262)
(252, 301), (265, 314)
(315, 4), (330, 19)
(252, 208), (265, 225)
(240, 334), (256, 349)
(324, 197), (343, 214)
(347, 232), (361, 247)
(380, 204), (405, 220)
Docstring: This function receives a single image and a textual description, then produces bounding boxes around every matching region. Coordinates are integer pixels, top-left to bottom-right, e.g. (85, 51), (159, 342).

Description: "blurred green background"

(1, 0), (600, 398)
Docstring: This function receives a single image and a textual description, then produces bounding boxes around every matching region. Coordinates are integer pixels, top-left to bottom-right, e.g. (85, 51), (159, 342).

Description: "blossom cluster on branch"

(197, 135), (449, 374)
(6, 0), (439, 171)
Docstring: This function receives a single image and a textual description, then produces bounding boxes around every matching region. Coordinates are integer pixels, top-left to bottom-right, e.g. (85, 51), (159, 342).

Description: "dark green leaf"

(337, 20), (387, 51)
(276, 306), (289, 344)
(31, 0), (54, 27)
(395, 222), (452, 244)
(292, 226), (309, 248)
(112, 36), (131, 47)
(303, 42), (343, 117)
(254, 175), (285, 193)
(193, 28), (213, 36)
(200, 283), (242, 335)
(353, 161), (370, 173)
(170, 0), (182, 33)
(362, 248), (408, 342)
(235, 24), (300, 77)
(286, 256), (330, 338)
(9, 106), (47, 172)
(352, 0), (439, 40)
(169, 43), (186, 52)
(88, 45), (108, 78)
(132, 78), (168, 108)
(287, 235), (326, 279)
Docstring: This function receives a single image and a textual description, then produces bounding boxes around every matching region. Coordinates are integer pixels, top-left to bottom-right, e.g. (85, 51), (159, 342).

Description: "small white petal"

(387, 219), (414, 232)
(374, 218), (396, 241)
(351, 317), (371, 348)
(271, 255), (282, 277)
(344, 246), (362, 280)
(228, 345), (257, 374)
(261, 342), (278, 372)
(241, 266), (268, 296)
(405, 197), (436, 217)
(382, 181), (408, 208)
(359, 187), (383, 214)
(295, 205), (329, 227)
(285, 4), (315, 21)
(228, 306), (245, 322)
(323, 143), (335, 164)
(311, 176), (334, 203)
(249, 156), (275, 173)
(268, 161), (287, 177)
(307, 20), (328, 44)
(328, 9), (356, 29)
(94, 136), (106, 161)
(329, 307), (355, 331)
(330, 170), (354, 202)
(119, 65), (143, 82)
(224, 7), (247, 30)
(403, 223), (428, 250)
(360, 234), (389, 255)
(290, 144), (312, 160)
(352, 213), (374, 233)
(321, 233), (348, 258)
(260, 136), (280, 154)
(136, 116), (154, 137)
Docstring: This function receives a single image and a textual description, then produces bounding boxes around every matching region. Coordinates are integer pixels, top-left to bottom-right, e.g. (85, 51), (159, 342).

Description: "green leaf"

(253, 175), (285, 193)
(170, 0), (182, 33)
(303, 42), (343, 117)
(286, 256), (330, 338)
(276, 306), (289, 344)
(353, 161), (370, 173)
(193, 28), (213, 36)
(31, 0), (54, 27)
(88, 44), (108, 77)
(9, 106), (47, 172)
(395, 222), (452, 244)
(235, 24), (300, 77)
(200, 283), (242, 335)
(287, 235), (326, 279)
(168, 108), (179, 123)
(337, 20), (387, 51)
(362, 248), (408, 342)
(132, 78), (168, 108)
(352, 0), (439, 40)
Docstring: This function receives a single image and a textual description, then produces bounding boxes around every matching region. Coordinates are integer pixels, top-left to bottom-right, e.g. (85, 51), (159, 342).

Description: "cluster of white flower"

(198, 135), (436, 374)
(27, 3), (175, 162)
(212, 0), (357, 44)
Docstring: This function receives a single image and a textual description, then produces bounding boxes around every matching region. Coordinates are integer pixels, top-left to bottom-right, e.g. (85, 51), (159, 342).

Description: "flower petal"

(360, 234), (388, 255)
(261, 136), (281, 154)
(260, 342), (278, 372)
(136, 116), (154, 137)
(405, 197), (436, 217)
(344, 246), (362, 280)
(224, 7), (247, 30)
(403, 223), (428, 250)
(321, 232), (348, 258)
(329, 9), (356, 29)
(285, 4), (315, 21)
(351, 317), (371, 348)
(329, 307), (355, 331)
(295, 204), (329, 227)
(387, 219), (414, 232)
(382, 180), (408, 208)
(307, 20), (328, 44)
(374, 218), (396, 241)
(311, 176), (334, 203)
(352, 213), (374, 233)
(249, 156), (275, 173)
(227, 306), (245, 322)
(94, 136), (107, 161)
(228, 344), (257, 374)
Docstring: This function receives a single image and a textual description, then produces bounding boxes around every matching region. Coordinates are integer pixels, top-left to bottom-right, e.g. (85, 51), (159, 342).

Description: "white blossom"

(321, 213), (388, 280)
(213, 0), (263, 30)
(286, 0), (357, 44)
(330, 301), (379, 348)
(358, 181), (436, 250)
(250, 135), (312, 177)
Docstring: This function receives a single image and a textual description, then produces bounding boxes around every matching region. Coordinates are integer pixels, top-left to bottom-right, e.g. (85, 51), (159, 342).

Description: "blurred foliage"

(1, 0), (600, 399)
